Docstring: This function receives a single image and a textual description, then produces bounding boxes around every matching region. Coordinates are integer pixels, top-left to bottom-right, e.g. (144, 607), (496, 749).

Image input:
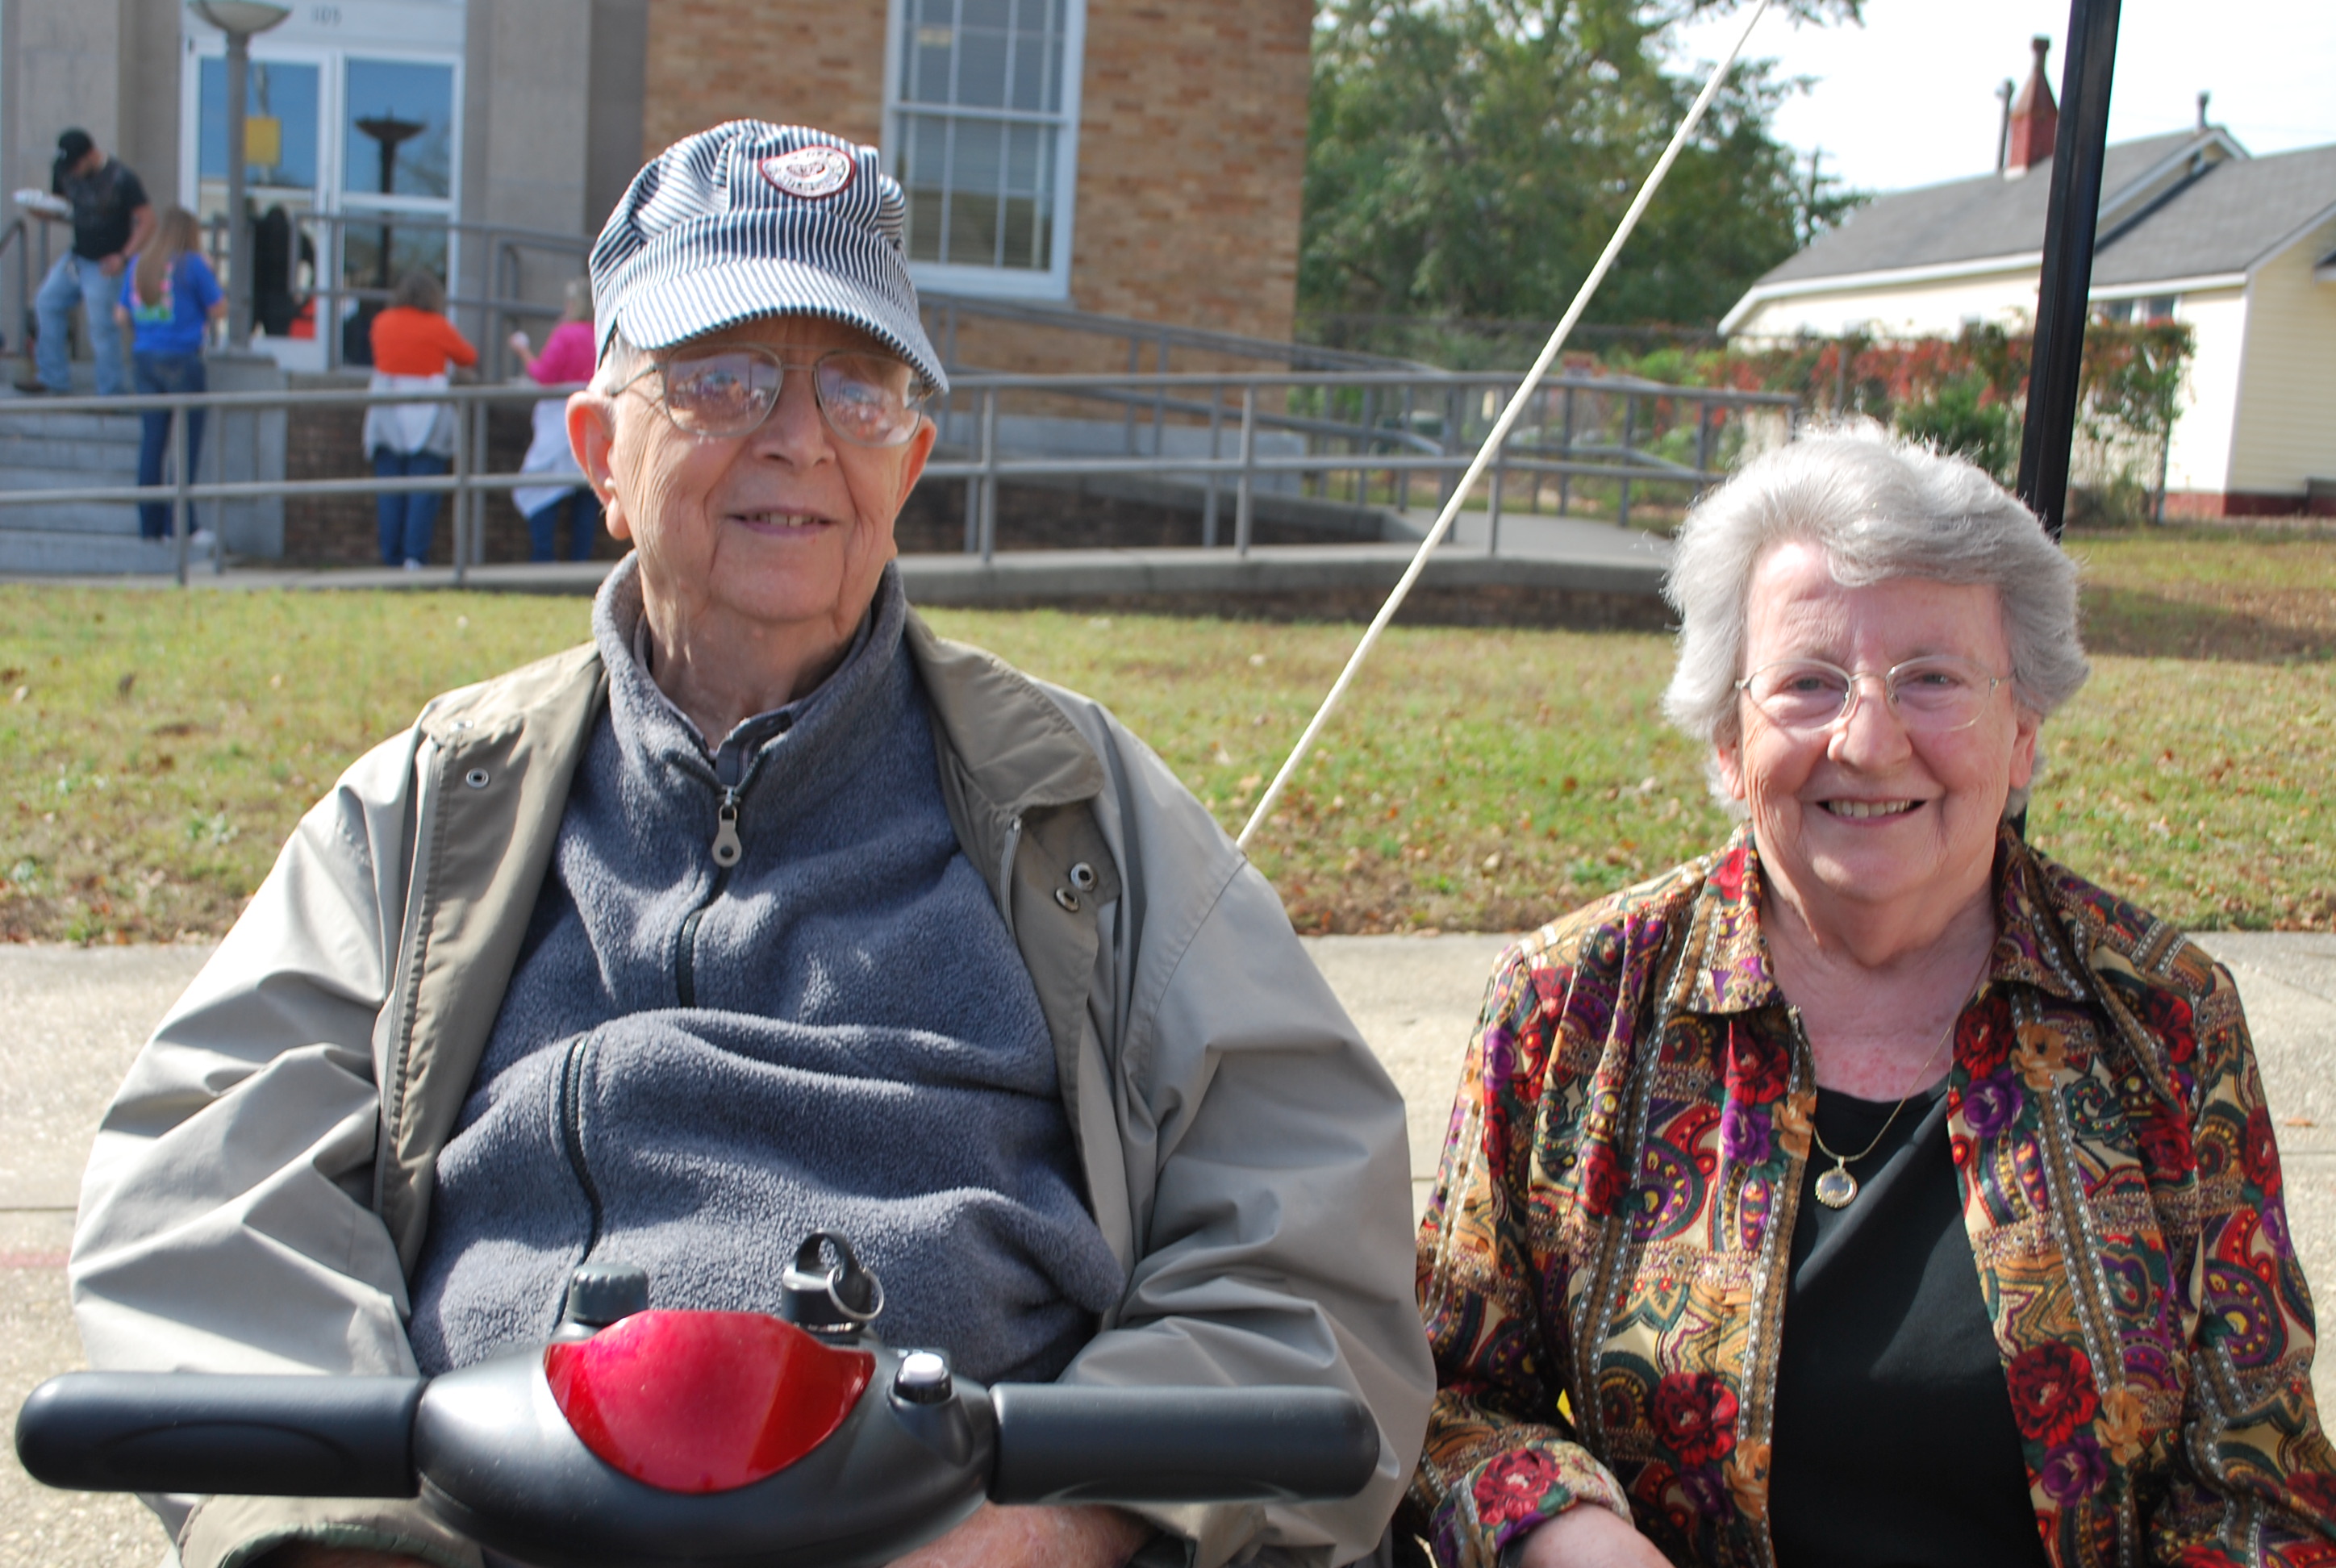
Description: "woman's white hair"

(1660, 419), (2088, 815)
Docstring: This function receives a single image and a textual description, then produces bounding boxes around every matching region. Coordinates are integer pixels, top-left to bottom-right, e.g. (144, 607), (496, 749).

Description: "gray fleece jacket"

(407, 558), (1124, 1383)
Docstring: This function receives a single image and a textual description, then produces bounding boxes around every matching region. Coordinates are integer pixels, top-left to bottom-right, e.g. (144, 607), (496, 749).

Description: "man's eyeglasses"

(616, 345), (932, 448)
(1736, 655), (2011, 735)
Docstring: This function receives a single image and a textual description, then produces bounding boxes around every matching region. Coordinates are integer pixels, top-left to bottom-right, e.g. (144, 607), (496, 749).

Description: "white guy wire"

(1237, 0), (1773, 850)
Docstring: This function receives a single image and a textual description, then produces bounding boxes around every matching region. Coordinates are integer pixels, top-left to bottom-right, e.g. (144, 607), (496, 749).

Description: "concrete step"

(0, 528), (186, 574)
(0, 497), (142, 535)
(0, 465), (144, 495)
(0, 407), (146, 443)
(0, 435), (142, 474)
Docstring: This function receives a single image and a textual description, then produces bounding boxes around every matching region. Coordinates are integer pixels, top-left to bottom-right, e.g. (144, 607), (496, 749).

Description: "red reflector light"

(544, 1311), (874, 1493)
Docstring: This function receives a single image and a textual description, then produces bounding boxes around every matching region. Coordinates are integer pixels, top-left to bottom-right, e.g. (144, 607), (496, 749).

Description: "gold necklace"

(1801, 1007), (1958, 1210)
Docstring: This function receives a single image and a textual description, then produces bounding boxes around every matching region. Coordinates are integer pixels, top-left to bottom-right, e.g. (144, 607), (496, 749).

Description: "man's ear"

(569, 391), (628, 540)
(889, 414), (936, 519)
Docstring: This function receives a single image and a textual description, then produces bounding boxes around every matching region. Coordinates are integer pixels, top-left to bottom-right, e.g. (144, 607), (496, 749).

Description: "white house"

(1721, 46), (2336, 517)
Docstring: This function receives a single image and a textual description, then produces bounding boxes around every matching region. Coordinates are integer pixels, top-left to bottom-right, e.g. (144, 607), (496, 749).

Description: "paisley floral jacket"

(1408, 824), (2336, 1568)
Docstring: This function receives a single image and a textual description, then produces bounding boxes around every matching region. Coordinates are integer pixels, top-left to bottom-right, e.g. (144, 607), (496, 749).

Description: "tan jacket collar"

(411, 604), (1105, 825)
(901, 609), (1106, 817)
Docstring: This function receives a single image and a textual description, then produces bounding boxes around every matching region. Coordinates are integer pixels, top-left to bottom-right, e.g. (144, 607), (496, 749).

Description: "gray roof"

(1751, 131), (2336, 291)
(2092, 143), (2336, 286)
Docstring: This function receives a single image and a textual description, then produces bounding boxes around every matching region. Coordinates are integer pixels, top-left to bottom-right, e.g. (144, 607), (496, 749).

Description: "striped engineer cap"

(589, 121), (947, 394)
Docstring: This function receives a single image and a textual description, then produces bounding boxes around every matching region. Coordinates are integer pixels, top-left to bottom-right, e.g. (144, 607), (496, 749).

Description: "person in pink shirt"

(507, 278), (601, 561)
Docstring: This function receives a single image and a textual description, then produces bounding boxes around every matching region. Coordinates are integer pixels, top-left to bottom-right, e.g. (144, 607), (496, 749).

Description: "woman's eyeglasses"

(617, 345), (931, 448)
(1736, 655), (2010, 735)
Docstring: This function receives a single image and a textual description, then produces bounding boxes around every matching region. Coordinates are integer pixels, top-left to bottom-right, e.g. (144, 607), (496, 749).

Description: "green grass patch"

(0, 590), (590, 941)
(3, 525), (2331, 942)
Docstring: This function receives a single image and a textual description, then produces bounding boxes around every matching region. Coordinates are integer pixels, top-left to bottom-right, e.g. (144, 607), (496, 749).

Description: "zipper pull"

(711, 787), (742, 867)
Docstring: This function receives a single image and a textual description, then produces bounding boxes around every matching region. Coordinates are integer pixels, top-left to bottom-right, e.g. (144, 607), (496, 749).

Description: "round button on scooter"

(893, 1352), (952, 1406)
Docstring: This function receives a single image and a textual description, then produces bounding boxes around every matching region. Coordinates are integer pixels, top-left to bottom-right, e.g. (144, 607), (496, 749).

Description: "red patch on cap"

(760, 146), (856, 201)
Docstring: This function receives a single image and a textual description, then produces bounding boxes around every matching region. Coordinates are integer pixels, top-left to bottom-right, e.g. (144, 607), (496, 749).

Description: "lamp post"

(187, 1), (292, 350)
(352, 114), (425, 291)
(2016, 0), (2123, 540)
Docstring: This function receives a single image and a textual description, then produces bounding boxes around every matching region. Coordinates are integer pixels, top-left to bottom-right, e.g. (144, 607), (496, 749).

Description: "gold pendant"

(1813, 1163), (1858, 1208)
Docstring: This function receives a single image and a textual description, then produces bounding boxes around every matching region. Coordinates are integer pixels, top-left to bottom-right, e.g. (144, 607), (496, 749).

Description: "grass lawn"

(3, 523), (2332, 942)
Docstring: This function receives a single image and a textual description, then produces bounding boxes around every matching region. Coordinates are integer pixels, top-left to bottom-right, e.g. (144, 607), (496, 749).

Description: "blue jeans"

(34, 252), (130, 394)
(526, 489), (603, 562)
(373, 448), (449, 565)
(133, 353), (207, 540)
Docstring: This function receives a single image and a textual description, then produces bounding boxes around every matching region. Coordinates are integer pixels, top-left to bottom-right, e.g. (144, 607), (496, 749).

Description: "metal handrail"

(924, 367), (1796, 398)
(0, 365), (1796, 578)
(0, 379), (584, 586)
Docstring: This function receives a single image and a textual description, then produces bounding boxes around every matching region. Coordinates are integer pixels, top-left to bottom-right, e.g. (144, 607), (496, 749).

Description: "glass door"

(336, 56), (458, 365)
(194, 52), (324, 352)
(182, 27), (463, 369)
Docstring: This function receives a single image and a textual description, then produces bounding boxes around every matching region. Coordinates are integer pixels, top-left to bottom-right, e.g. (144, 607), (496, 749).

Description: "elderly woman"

(508, 277), (601, 561)
(1407, 426), (2336, 1568)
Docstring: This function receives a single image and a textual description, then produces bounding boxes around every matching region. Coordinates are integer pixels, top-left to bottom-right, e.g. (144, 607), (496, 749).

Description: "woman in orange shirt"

(361, 269), (478, 569)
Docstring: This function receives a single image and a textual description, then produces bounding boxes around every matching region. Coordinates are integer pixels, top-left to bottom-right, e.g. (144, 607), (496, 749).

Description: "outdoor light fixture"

(189, 0), (292, 30)
(186, 0), (293, 351)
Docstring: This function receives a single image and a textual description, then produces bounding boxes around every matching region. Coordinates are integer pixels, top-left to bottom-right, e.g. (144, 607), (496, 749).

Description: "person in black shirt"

(23, 127), (153, 395)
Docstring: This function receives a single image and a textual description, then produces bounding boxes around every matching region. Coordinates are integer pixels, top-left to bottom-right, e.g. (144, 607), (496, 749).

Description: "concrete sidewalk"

(2, 933), (2331, 1565)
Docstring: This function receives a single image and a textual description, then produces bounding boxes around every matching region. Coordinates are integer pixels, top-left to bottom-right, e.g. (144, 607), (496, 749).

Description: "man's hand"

(257, 1547), (436, 1568)
(98, 252), (127, 277)
(891, 1503), (1149, 1568)
(1512, 1504), (1670, 1568)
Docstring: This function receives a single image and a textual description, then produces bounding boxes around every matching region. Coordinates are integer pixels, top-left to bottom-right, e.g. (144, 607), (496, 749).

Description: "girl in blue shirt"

(114, 206), (224, 541)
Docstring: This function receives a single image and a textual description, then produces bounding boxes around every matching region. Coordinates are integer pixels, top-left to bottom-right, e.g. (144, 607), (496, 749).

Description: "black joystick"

(561, 1261), (650, 1331)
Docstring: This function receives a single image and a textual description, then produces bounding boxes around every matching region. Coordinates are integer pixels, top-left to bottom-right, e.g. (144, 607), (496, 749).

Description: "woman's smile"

(1817, 797), (1923, 820)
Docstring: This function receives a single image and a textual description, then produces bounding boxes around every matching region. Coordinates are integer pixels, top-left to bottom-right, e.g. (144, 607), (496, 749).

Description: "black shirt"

(1767, 1084), (2049, 1568)
(52, 156), (148, 262)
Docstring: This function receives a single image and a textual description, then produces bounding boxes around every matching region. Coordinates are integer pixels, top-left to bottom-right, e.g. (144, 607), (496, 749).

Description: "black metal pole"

(2015, 0), (2122, 540)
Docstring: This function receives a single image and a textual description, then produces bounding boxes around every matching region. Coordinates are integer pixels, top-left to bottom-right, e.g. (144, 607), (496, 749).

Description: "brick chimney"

(2005, 35), (2059, 176)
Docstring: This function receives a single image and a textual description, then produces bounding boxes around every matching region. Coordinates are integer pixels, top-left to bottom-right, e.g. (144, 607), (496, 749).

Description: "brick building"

(2, 0), (1313, 371)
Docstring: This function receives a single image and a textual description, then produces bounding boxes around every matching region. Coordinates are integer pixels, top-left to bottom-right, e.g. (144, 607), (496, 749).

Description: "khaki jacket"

(72, 614), (1432, 1568)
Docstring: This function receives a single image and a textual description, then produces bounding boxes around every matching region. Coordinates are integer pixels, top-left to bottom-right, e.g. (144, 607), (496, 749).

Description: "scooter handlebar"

(14, 1373), (423, 1499)
(989, 1384), (1379, 1506)
(18, 1373), (1379, 1509)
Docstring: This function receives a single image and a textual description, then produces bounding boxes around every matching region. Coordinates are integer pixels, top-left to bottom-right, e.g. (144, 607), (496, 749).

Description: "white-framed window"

(884, 0), (1085, 302)
(2096, 294), (2181, 325)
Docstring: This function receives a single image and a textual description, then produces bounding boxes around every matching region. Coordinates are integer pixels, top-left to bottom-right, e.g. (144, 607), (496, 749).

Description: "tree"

(1300, 0), (1863, 334)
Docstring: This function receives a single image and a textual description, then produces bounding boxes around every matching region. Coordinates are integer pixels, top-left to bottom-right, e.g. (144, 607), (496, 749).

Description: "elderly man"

(69, 123), (1430, 1568)
(23, 127), (152, 395)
